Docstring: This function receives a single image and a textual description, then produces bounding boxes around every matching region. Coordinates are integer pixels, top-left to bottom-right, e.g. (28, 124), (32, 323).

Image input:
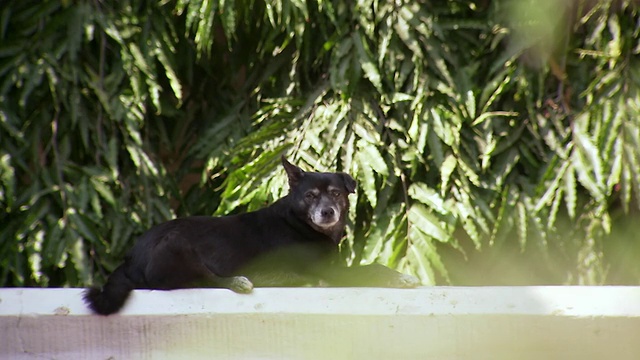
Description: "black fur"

(84, 157), (419, 315)
(84, 266), (134, 315)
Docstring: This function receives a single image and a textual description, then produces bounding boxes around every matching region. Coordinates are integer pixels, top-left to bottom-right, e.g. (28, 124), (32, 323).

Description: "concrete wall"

(1, 287), (639, 359)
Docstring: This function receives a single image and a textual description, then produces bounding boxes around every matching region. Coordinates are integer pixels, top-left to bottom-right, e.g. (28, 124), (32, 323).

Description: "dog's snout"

(321, 207), (335, 218)
(311, 204), (339, 229)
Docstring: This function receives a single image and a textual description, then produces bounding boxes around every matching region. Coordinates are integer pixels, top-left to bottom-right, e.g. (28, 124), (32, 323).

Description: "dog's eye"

(305, 192), (317, 200)
(330, 190), (341, 198)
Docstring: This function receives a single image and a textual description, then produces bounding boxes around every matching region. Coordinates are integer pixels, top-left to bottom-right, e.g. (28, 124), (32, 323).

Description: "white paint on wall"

(1, 287), (639, 359)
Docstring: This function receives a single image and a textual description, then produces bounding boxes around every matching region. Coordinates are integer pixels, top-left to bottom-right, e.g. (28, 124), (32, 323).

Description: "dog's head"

(282, 157), (356, 242)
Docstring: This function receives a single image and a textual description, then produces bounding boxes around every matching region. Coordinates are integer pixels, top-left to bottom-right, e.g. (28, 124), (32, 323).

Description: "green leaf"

(408, 203), (449, 243)
(67, 208), (100, 244)
(356, 139), (388, 176)
(361, 204), (403, 264)
(0, 153), (15, 209)
(153, 37), (182, 104)
(572, 126), (605, 202)
(220, 0), (237, 42)
(561, 162), (577, 219)
(353, 31), (383, 93)
(407, 227), (449, 284)
(90, 177), (116, 206)
(408, 182), (451, 217)
(356, 150), (378, 208)
(68, 228), (91, 285)
(516, 201), (527, 252)
(535, 160), (569, 212)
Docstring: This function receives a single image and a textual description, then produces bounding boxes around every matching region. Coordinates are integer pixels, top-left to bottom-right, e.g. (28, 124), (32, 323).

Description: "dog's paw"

(390, 274), (421, 288)
(228, 276), (254, 294)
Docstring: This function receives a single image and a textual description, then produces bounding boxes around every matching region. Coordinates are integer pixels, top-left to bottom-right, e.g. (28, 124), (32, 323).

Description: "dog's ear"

(340, 173), (357, 194)
(282, 156), (304, 187)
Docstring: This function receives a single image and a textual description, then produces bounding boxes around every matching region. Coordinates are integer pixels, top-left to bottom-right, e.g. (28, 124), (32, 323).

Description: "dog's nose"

(321, 208), (335, 218)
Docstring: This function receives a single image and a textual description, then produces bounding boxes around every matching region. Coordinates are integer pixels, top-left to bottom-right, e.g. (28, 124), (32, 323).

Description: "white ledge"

(2, 287), (640, 359)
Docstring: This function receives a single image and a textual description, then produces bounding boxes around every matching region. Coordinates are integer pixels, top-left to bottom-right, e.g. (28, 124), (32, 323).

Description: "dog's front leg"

(243, 269), (323, 287)
(189, 274), (254, 293)
(315, 263), (421, 288)
(215, 276), (254, 293)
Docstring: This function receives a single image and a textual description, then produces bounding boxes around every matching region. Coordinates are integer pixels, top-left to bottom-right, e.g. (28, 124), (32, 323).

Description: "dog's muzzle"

(311, 206), (340, 228)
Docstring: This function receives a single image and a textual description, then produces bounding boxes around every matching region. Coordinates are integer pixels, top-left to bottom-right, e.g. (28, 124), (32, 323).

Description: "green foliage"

(1, 0), (639, 287)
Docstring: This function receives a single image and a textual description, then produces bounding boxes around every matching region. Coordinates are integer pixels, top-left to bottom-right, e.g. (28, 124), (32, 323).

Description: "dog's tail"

(83, 264), (135, 315)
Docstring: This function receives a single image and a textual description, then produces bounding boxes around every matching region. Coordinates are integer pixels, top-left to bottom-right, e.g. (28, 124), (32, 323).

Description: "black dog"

(84, 157), (420, 315)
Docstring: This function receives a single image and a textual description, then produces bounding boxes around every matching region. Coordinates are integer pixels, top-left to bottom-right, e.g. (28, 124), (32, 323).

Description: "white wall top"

(1, 287), (640, 359)
(2, 286), (640, 317)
